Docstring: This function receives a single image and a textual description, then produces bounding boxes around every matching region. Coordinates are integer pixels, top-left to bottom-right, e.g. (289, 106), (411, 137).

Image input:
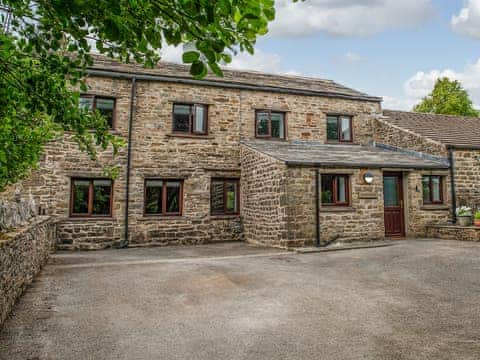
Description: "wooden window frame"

(326, 115), (353, 143)
(69, 178), (113, 218)
(255, 109), (286, 140)
(422, 175), (444, 205)
(210, 178), (240, 215)
(172, 103), (208, 135)
(320, 174), (350, 206)
(143, 179), (184, 217)
(80, 94), (116, 129)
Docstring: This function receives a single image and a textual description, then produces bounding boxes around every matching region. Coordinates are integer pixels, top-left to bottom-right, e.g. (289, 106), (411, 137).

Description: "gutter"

(315, 169), (321, 247)
(86, 68), (382, 103)
(284, 161), (449, 170)
(119, 77), (137, 248)
(445, 144), (480, 150)
(447, 147), (457, 224)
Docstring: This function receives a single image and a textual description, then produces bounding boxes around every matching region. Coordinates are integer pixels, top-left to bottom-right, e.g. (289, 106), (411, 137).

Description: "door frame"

(383, 172), (405, 237)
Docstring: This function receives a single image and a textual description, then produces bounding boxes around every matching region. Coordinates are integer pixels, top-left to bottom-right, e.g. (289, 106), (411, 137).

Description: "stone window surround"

(143, 178), (184, 217)
(326, 113), (353, 144)
(69, 178), (114, 218)
(320, 174), (351, 207)
(210, 178), (240, 216)
(422, 175), (444, 205)
(171, 102), (209, 136)
(80, 93), (117, 129)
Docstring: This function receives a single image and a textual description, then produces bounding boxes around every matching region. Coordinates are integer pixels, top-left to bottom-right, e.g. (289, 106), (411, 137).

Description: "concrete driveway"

(1, 240), (480, 360)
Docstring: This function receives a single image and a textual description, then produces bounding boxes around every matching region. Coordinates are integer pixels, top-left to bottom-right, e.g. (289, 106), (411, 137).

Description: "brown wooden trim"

(383, 172), (405, 237)
(254, 109), (286, 140)
(80, 94), (117, 129)
(143, 178), (184, 216)
(210, 178), (240, 215)
(69, 178), (113, 218)
(320, 174), (351, 206)
(326, 114), (353, 143)
(172, 103), (209, 136)
(422, 175), (444, 205)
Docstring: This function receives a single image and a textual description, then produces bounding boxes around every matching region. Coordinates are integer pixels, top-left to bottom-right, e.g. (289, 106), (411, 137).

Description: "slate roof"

(242, 141), (449, 169)
(89, 55), (381, 102)
(383, 110), (480, 148)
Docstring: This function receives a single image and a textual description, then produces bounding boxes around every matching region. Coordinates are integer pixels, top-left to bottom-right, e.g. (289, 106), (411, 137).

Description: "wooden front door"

(383, 172), (405, 237)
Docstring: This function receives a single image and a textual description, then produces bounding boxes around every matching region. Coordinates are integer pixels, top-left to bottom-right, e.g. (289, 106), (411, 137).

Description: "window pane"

(145, 180), (163, 214)
(72, 180), (90, 214)
(92, 180), (112, 215)
(384, 177), (399, 206)
(96, 98), (115, 127)
(173, 104), (191, 132)
(193, 105), (206, 133)
(431, 177), (441, 202)
(211, 181), (225, 214)
(340, 116), (351, 141)
(79, 96), (94, 110)
(422, 176), (431, 203)
(225, 182), (238, 213)
(337, 176), (347, 203)
(321, 175), (334, 204)
(256, 112), (270, 136)
(271, 113), (285, 139)
(166, 182), (181, 213)
(327, 116), (339, 140)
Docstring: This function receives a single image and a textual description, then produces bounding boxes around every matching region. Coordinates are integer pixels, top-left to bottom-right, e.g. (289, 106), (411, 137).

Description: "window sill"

(166, 133), (214, 139)
(210, 214), (240, 220)
(66, 217), (116, 221)
(420, 205), (449, 211)
(139, 215), (187, 221)
(325, 141), (357, 145)
(320, 206), (356, 213)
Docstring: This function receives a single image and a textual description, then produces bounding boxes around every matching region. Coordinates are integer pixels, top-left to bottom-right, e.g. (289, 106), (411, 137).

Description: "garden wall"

(0, 217), (56, 328)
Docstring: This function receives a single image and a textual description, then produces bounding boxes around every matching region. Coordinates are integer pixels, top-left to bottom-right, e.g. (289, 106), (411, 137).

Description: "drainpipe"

(448, 147), (457, 224)
(315, 169), (321, 247)
(119, 77), (137, 248)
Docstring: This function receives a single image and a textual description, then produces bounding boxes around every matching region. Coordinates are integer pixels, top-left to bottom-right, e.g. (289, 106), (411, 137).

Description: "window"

(321, 174), (349, 206)
(172, 103), (208, 135)
(255, 110), (286, 139)
(326, 115), (352, 142)
(211, 179), (240, 215)
(80, 95), (116, 128)
(70, 179), (113, 217)
(422, 176), (443, 204)
(144, 179), (183, 216)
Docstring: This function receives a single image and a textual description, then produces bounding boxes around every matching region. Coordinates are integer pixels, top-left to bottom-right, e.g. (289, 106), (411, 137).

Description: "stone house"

(3, 58), (457, 249)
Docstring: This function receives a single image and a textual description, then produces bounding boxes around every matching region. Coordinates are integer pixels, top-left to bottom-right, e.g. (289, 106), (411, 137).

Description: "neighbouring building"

(2, 57), (461, 249)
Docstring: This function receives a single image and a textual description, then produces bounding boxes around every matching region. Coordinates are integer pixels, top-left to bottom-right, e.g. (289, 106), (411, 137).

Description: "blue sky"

(162, 1), (480, 110)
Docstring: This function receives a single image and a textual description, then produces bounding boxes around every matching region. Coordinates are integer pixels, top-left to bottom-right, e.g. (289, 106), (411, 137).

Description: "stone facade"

(0, 217), (56, 328)
(451, 149), (480, 207)
(426, 225), (480, 242)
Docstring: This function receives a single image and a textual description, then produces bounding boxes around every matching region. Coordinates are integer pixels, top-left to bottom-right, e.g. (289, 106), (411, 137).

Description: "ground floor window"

(211, 178), (240, 215)
(321, 174), (349, 206)
(144, 179), (183, 216)
(422, 175), (443, 204)
(70, 178), (113, 217)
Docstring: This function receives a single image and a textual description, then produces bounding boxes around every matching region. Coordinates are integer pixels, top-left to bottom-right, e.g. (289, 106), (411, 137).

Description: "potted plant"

(457, 206), (473, 226)
(474, 211), (480, 227)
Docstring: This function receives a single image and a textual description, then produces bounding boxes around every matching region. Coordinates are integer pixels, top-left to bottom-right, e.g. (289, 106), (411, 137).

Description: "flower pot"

(475, 219), (480, 227)
(458, 216), (472, 227)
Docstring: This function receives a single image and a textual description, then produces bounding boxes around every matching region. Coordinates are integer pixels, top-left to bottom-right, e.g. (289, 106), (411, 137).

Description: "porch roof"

(242, 141), (449, 169)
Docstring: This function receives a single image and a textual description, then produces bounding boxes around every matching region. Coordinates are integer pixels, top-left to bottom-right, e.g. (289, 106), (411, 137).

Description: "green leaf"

(182, 51), (200, 64)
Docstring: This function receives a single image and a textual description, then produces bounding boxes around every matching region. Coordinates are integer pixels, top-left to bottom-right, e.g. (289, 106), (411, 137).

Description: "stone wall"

(374, 118), (447, 157)
(240, 145), (290, 248)
(0, 217), (56, 328)
(452, 149), (480, 207)
(426, 225), (480, 242)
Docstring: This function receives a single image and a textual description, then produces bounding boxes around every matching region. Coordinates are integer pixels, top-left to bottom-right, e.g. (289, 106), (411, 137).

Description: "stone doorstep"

(292, 240), (396, 253)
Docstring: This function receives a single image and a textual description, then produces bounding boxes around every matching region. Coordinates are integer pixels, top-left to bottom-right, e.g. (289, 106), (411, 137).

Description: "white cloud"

(269, 0), (434, 38)
(384, 59), (480, 110)
(159, 44), (300, 75)
(451, 0), (480, 39)
(344, 52), (363, 64)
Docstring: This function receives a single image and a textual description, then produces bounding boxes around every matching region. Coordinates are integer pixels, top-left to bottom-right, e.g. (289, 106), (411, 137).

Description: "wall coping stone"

(0, 216), (53, 244)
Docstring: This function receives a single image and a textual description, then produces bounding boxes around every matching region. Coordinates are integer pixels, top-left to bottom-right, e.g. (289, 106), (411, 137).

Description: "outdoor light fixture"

(363, 172), (374, 184)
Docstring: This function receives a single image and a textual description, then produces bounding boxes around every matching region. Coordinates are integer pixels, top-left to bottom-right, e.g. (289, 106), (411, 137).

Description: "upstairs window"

(326, 115), (352, 142)
(80, 95), (116, 128)
(144, 179), (183, 216)
(211, 179), (240, 215)
(255, 110), (286, 139)
(321, 174), (349, 206)
(422, 176), (443, 204)
(172, 103), (208, 135)
(70, 178), (113, 217)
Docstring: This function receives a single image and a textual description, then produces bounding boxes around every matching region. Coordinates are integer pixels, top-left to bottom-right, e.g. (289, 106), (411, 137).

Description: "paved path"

(1, 240), (480, 359)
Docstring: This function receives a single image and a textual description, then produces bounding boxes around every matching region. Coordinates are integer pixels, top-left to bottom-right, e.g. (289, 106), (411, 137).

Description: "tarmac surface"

(1, 239), (479, 359)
